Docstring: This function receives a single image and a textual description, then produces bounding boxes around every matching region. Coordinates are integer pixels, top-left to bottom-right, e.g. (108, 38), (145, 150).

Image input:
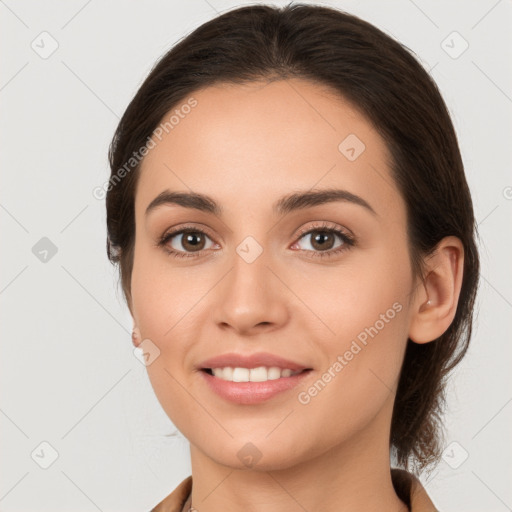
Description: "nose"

(212, 244), (290, 336)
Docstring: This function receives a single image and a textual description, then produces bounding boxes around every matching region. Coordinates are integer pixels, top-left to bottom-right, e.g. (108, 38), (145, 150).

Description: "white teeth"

(249, 366), (268, 382)
(222, 367), (233, 380)
(232, 367), (249, 382)
(210, 366), (302, 382)
(267, 367), (281, 380)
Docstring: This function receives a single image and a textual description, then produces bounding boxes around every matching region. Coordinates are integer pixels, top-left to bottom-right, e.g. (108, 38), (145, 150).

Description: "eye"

(157, 221), (355, 260)
(157, 226), (218, 259)
(291, 221), (355, 259)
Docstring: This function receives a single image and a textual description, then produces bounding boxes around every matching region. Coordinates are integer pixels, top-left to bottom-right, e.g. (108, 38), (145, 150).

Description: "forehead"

(136, 78), (404, 221)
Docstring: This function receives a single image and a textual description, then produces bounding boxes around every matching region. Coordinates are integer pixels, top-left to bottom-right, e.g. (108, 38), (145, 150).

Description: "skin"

(129, 79), (464, 512)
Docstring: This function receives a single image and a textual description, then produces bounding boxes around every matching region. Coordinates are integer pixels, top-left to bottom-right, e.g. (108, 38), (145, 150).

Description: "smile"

(204, 366), (305, 382)
(200, 367), (313, 404)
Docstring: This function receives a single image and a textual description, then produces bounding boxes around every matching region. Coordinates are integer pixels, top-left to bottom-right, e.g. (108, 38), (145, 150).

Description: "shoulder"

(391, 468), (439, 512)
(149, 475), (192, 512)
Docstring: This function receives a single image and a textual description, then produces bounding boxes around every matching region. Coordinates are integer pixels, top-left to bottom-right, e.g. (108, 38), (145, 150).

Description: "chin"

(200, 438), (306, 472)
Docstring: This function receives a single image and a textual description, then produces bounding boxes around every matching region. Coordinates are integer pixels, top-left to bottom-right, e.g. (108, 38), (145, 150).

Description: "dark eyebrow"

(145, 188), (377, 217)
(145, 190), (220, 216)
(274, 188), (377, 216)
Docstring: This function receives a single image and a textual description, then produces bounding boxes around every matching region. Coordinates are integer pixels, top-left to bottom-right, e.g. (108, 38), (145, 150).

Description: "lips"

(197, 352), (312, 372)
(195, 352), (314, 404)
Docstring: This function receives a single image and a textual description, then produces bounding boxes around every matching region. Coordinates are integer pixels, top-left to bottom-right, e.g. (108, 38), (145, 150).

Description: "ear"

(409, 236), (464, 344)
(131, 326), (142, 348)
(129, 298), (140, 348)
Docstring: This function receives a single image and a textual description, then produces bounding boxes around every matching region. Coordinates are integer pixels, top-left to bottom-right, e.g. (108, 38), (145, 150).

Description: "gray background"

(1, 0), (511, 510)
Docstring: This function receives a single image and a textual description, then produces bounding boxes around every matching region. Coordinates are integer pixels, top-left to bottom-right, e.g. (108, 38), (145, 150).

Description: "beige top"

(150, 468), (439, 511)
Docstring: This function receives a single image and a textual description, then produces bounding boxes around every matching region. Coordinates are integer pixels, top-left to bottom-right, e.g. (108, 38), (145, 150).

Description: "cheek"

(131, 251), (166, 337)
(292, 244), (412, 405)
(130, 243), (213, 386)
(130, 240), (197, 336)
(293, 240), (411, 341)
(130, 248), (200, 430)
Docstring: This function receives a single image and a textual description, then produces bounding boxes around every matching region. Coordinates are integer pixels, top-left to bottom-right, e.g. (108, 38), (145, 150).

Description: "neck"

(187, 396), (407, 512)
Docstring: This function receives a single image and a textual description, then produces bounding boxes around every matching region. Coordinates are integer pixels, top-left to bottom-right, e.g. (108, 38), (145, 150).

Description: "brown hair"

(106, 3), (479, 476)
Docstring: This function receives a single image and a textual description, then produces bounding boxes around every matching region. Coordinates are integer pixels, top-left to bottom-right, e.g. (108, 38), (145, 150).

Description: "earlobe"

(132, 326), (142, 347)
(409, 236), (464, 344)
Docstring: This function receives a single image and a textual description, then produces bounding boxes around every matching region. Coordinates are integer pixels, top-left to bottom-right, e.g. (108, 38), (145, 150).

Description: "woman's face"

(130, 79), (418, 470)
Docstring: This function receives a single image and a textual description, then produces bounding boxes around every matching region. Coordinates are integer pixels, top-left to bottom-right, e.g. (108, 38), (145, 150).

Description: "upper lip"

(197, 352), (311, 371)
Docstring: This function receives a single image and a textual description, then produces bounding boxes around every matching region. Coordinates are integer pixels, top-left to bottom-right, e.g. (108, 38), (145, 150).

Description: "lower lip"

(199, 369), (313, 405)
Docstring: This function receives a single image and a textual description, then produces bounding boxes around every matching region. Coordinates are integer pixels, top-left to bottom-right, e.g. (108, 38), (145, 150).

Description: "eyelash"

(156, 221), (356, 260)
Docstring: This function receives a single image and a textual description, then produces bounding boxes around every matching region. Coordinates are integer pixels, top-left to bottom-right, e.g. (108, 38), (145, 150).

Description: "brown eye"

(171, 230), (210, 252)
(157, 224), (221, 260)
(297, 229), (345, 252)
(290, 223), (356, 260)
(309, 231), (336, 251)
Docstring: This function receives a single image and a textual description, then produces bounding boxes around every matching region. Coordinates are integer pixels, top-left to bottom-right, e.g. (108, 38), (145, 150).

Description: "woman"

(105, 4), (479, 511)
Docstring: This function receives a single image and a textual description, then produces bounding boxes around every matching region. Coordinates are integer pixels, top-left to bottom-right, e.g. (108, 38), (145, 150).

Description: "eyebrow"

(145, 188), (377, 217)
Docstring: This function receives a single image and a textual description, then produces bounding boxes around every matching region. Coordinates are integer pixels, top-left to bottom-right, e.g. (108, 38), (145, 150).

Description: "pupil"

(312, 231), (333, 250)
(184, 232), (204, 251)
(187, 234), (200, 245)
